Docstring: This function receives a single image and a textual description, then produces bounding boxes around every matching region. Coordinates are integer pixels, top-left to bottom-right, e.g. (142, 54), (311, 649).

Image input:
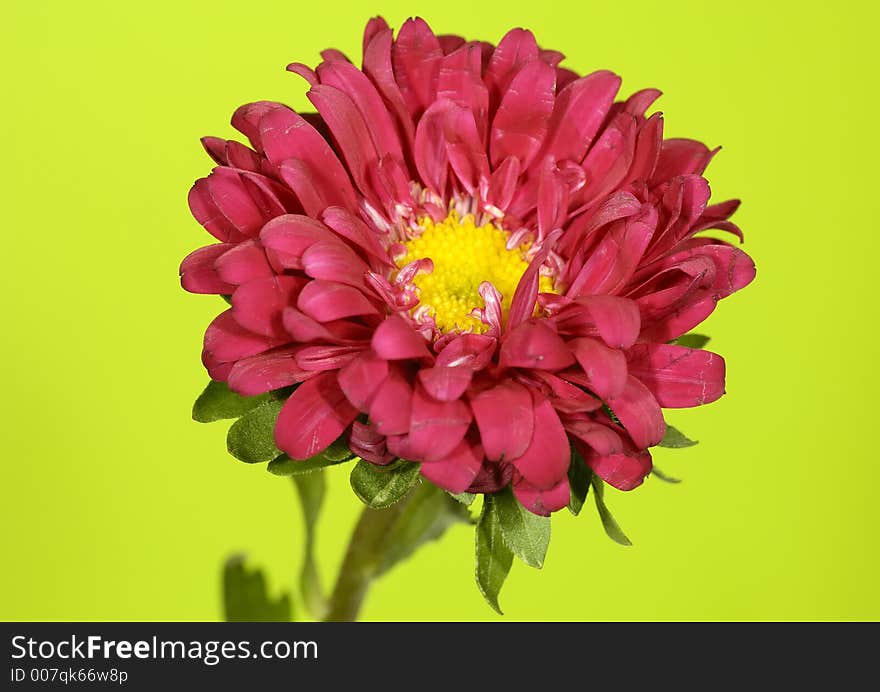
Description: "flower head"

(182, 17), (755, 515)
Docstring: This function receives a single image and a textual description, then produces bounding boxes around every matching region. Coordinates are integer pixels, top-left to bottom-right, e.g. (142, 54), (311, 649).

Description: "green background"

(2, 0), (877, 621)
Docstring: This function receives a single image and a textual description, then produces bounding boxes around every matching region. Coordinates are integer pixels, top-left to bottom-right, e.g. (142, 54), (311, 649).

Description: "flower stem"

(324, 496), (413, 622)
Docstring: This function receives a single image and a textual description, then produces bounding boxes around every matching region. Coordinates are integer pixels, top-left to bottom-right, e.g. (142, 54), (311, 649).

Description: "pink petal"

(626, 343), (726, 408)
(541, 70), (621, 164)
(435, 333), (497, 370)
(567, 204), (657, 297)
(485, 28), (539, 104)
(605, 376), (666, 449)
(529, 371), (603, 414)
(509, 396), (570, 489)
(349, 420), (394, 465)
(203, 310), (287, 365)
(575, 114), (637, 212)
(297, 280), (378, 322)
(257, 105), (357, 208)
(259, 214), (336, 271)
(652, 138), (717, 182)
(407, 384), (473, 462)
(466, 461), (514, 494)
(490, 59), (556, 169)
(214, 239), (273, 285)
(570, 337), (628, 400)
(391, 17), (443, 118)
(369, 367), (414, 436)
(362, 28), (416, 150)
(316, 59), (405, 163)
(513, 475), (571, 516)
(563, 416), (623, 456)
(205, 168), (265, 237)
(301, 241), (369, 290)
(231, 276), (304, 338)
(499, 319), (575, 371)
(337, 350), (389, 410)
(485, 156), (522, 214)
(470, 381), (534, 461)
(295, 344), (362, 372)
(371, 315), (431, 360)
(180, 244), (235, 295)
(321, 206), (395, 268)
(420, 439), (484, 493)
(417, 366), (474, 401)
(280, 308), (361, 345)
(555, 295), (641, 349)
(586, 449), (652, 491)
(437, 43), (489, 141)
(227, 347), (311, 396)
(188, 178), (238, 243)
(274, 371), (359, 460)
(413, 100), (451, 194)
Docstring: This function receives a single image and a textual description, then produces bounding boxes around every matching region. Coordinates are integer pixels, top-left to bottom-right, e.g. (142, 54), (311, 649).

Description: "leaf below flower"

(591, 477), (632, 546)
(658, 425), (699, 449)
(673, 333), (711, 349)
(223, 555), (292, 622)
(226, 399), (284, 463)
(650, 466), (682, 483)
(192, 380), (270, 423)
(567, 448), (592, 516)
(475, 495), (514, 615)
(267, 453), (350, 476)
(350, 459), (422, 509)
(494, 487), (550, 569)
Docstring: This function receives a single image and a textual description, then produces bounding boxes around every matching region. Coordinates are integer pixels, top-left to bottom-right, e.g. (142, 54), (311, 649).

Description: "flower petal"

(231, 276), (305, 338)
(513, 475), (571, 516)
(417, 365), (474, 401)
(371, 314), (431, 360)
(586, 449), (652, 491)
(626, 343), (726, 407)
(337, 350), (389, 410)
(509, 396), (570, 489)
(605, 376), (666, 449)
(407, 384), (473, 462)
(368, 367), (413, 436)
(227, 346), (310, 396)
(570, 337), (628, 399)
(471, 381), (534, 461)
(180, 244), (235, 295)
(420, 439), (484, 493)
(274, 371), (359, 459)
(499, 320), (575, 371)
(297, 280), (378, 322)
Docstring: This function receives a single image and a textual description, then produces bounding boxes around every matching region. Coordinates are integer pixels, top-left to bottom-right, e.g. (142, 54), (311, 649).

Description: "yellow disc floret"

(396, 211), (556, 334)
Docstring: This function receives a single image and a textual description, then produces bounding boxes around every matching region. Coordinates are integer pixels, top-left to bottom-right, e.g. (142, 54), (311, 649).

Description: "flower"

(181, 16), (755, 516)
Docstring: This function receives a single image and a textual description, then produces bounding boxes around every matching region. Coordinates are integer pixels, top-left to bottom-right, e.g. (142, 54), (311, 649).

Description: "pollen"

(396, 211), (557, 334)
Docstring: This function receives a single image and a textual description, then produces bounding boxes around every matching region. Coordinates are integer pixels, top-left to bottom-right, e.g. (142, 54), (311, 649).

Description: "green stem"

(324, 495), (414, 622)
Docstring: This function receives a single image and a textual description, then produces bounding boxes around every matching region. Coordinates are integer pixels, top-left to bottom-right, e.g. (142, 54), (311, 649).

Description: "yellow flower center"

(396, 211), (556, 334)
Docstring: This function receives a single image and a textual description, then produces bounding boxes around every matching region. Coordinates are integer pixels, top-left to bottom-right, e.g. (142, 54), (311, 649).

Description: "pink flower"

(182, 17), (755, 515)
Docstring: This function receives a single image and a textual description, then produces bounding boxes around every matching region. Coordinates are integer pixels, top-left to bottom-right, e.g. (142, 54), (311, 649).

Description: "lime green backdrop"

(2, 0), (877, 621)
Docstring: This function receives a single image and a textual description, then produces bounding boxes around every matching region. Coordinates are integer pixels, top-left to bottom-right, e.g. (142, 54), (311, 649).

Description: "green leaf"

(322, 436), (356, 462)
(226, 399), (284, 463)
(567, 448), (592, 516)
(222, 555), (292, 622)
(651, 466), (682, 483)
(674, 333), (711, 349)
(376, 483), (472, 576)
(350, 459), (422, 509)
(449, 491), (476, 506)
(494, 487), (550, 568)
(192, 380), (271, 423)
(475, 495), (514, 615)
(591, 477), (632, 546)
(267, 453), (349, 476)
(659, 425), (699, 448)
(292, 472), (328, 619)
